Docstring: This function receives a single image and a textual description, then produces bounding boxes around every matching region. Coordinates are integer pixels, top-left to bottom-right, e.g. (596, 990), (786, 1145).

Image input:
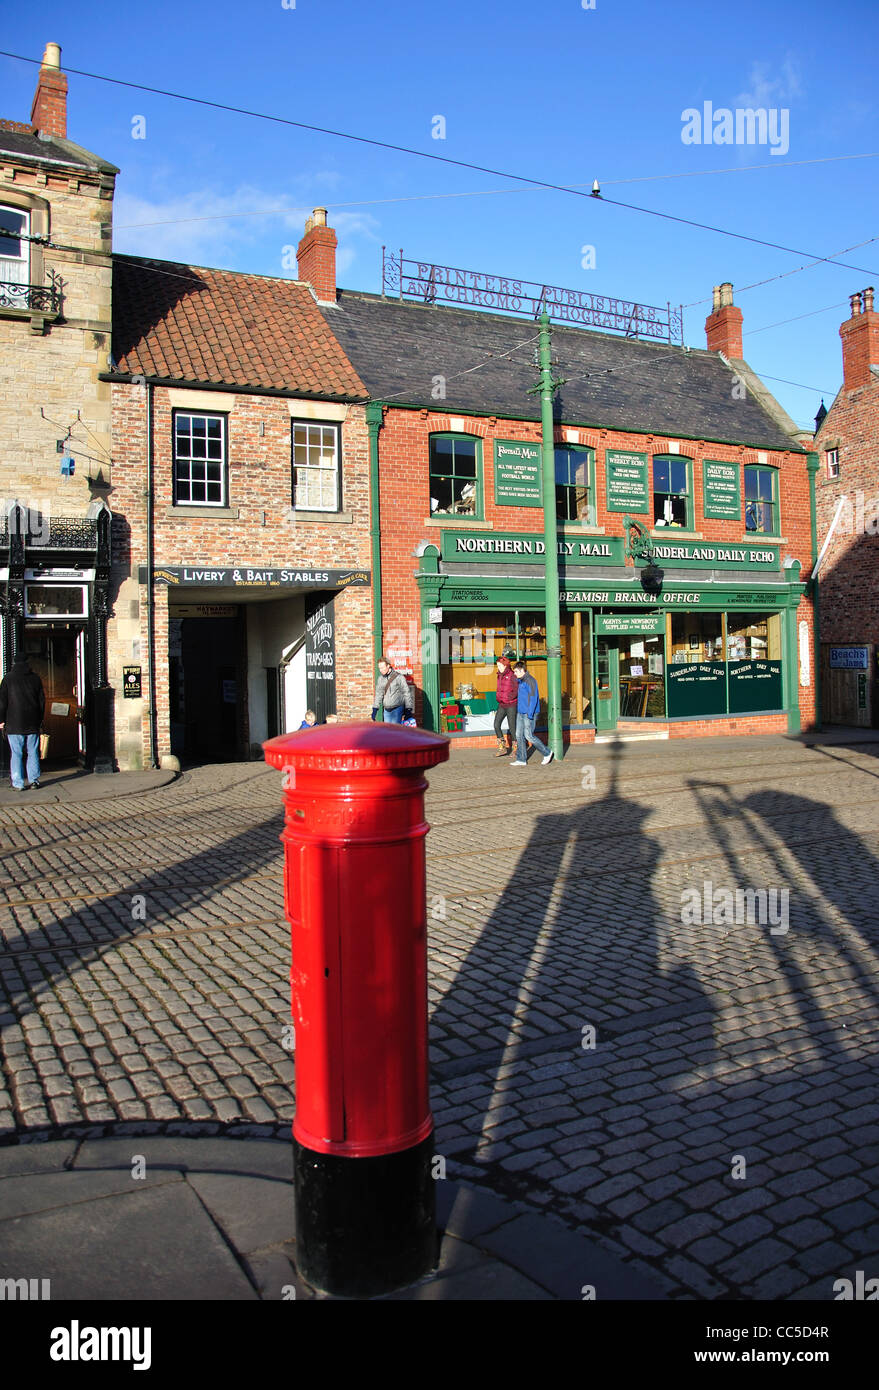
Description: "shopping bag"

(39, 733), (50, 759)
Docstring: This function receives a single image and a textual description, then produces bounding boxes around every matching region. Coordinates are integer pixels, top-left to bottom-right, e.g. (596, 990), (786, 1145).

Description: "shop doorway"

(22, 622), (84, 762)
(169, 613), (244, 763)
(595, 638), (619, 730)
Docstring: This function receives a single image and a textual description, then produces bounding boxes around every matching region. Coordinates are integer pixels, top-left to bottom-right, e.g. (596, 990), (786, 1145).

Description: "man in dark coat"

(0, 654), (46, 790)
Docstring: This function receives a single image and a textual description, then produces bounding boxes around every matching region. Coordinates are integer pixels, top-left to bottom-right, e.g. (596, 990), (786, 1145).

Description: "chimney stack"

(31, 42), (67, 138)
(705, 281), (743, 359)
(296, 207), (337, 302)
(840, 288), (879, 390)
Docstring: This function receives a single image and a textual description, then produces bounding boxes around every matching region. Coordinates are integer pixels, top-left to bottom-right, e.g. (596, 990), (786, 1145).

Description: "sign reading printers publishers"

(494, 439), (542, 506)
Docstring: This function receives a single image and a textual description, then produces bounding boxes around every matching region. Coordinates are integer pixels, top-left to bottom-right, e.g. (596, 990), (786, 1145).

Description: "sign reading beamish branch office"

(494, 440), (542, 506)
(605, 452), (649, 513)
(703, 460), (742, 520)
(140, 566), (370, 588)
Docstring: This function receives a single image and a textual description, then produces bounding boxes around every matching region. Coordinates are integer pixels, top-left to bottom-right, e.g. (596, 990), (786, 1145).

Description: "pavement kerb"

(0, 1133), (670, 1301)
(0, 767), (178, 806)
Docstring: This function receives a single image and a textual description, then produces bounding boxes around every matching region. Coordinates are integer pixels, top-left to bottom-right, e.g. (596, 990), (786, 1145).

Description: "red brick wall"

(814, 374), (879, 646)
(376, 405), (816, 732)
(111, 384), (373, 764)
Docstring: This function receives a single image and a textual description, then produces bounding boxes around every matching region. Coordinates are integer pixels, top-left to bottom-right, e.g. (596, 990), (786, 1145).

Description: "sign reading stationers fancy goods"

(702, 460), (742, 521)
(494, 440), (542, 506)
(605, 451), (649, 513)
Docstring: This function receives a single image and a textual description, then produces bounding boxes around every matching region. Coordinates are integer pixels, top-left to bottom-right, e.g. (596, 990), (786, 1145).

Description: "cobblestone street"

(2, 734), (878, 1300)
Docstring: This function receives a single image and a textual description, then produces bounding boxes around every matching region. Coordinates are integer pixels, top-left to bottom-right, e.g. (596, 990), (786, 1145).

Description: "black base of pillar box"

(292, 1132), (437, 1297)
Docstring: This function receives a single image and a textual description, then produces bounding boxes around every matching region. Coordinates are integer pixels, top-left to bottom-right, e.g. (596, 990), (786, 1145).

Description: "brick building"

(105, 242), (373, 769)
(316, 234), (818, 743)
(0, 44), (119, 770)
(813, 289), (879, 727)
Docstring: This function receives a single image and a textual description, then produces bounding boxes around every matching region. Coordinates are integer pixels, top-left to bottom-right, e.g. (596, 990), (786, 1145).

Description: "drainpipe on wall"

(366, 401), (384, 669)
(806, 451), (821, 729)
(145, 381), (159, 768)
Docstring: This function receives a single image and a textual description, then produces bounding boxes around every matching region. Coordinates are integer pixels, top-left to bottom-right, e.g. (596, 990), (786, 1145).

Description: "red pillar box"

(263, 719), (449, 1297)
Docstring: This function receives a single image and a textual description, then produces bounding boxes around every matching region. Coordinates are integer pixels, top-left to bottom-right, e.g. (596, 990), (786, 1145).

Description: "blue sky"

(3, 0), (878, 429)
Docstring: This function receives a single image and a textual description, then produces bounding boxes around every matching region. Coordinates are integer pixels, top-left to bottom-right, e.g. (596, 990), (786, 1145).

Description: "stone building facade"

(0, 44), (119, 769)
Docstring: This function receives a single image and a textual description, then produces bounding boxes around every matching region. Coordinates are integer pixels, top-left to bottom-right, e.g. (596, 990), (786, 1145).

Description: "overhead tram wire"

(1, 48), (877, 278)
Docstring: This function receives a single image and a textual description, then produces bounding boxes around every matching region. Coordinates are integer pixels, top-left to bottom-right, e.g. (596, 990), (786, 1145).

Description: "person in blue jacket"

(509, 661), (554, 766)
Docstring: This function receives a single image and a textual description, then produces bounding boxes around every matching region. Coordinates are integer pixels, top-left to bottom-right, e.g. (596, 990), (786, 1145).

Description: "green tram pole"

(537, 309), (565, 761)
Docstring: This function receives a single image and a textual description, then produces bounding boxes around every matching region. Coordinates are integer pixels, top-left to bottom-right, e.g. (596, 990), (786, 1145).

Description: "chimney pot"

(840, 287), (879, 389)
(31, 40), (67, 138)
(296, 209), (337, 301)
(705, 282), (743, 358)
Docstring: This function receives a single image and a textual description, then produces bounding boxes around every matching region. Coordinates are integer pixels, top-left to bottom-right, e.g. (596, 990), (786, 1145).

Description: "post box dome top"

(263, 719), (449, 773)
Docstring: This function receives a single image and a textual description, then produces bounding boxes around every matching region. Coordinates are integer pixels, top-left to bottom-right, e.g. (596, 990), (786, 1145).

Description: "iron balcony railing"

(0, 269), (64, 315)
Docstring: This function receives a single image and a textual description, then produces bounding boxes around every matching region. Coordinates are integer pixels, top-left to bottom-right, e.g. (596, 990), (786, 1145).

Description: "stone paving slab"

(0, 1180), (258, 1300)
(0, 1165), (182, 1221)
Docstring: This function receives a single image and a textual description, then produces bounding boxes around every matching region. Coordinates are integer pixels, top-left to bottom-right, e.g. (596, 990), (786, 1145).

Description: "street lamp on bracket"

(624, 515), (665, 596)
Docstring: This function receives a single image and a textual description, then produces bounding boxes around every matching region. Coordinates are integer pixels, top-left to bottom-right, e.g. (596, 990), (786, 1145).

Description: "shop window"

(618, 631), (666, 717)
(0, 205), (29, 288)
(24, 584), (86, 618)
(653, 456), (691, 528)
(173, 411), (227, 506)
(744, 466), (778, 534)
(667, 612), (725, 717)
(292, 421), (341, 511)
(437, 611), (589, 730)
(727, 612), (783, 711)
(429, 435), (481, 517)
(826, 448), (839, 480)
(555, 447), (595, 524)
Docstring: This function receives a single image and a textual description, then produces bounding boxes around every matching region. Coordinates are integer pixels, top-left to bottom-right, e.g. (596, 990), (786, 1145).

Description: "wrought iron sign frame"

(381, 248), (683, 345)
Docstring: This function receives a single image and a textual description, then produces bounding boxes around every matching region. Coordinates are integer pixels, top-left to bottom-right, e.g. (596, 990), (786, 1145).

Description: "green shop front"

(415, 531), (806, 737)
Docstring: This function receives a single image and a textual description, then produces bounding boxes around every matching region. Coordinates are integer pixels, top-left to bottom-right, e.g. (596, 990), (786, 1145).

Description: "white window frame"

(0, 204), (30, 287)
(826, 448), (839, 480)
(172, 410), (228, 508)
(292, 420), (341, 512)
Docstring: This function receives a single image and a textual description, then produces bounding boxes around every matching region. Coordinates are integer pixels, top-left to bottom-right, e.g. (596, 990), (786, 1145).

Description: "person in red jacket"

(494, 654), (518, 757)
